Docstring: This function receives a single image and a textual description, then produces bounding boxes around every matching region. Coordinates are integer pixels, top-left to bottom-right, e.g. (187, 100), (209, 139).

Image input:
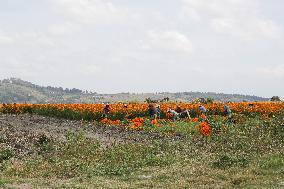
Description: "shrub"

(0, 149), (14, 163)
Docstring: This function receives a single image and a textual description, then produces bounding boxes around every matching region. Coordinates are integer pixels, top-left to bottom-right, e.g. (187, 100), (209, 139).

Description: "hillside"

(0, 78), (269, 103)
(0, 78), (97, 104)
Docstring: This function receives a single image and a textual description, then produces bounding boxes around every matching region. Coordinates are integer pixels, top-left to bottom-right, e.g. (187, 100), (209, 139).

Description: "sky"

(0, 0), (283, 98)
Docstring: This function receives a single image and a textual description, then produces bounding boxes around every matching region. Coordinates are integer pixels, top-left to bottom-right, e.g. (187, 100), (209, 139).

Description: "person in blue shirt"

(224, 104), (232, 117)
(148, 104), (158, 120)
(199, 105), (207, 114)
(156, 105), (161, 119)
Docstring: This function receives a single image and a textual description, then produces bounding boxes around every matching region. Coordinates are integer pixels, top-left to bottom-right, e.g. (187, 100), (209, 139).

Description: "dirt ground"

(0, 113), (182, 158)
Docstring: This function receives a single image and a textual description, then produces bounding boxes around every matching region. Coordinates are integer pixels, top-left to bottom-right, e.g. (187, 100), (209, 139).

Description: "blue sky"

(0, 0), (283, 98)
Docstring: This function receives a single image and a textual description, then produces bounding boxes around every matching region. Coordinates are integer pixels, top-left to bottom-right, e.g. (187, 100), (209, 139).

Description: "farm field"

(2, 0), (284, 188)
(0, 102), (284, 189)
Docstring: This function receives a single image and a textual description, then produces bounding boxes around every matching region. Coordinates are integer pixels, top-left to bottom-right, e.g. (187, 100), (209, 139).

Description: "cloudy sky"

(0, 0), (283, 98)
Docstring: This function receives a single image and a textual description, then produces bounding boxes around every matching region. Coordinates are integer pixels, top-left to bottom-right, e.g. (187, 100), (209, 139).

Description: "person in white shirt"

(167, 108), (190, 121)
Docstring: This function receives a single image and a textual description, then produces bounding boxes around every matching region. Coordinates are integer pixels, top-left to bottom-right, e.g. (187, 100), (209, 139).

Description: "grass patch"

(4, 132), (181, 179)
(0, 179), (8, 186)
(212, 153), (250, 169)
(259, 153), (284, 175)
(142, 120), (199, 137)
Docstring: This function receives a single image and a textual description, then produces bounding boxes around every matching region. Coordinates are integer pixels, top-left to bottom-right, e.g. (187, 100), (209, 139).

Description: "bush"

(0, 149), (14, 163)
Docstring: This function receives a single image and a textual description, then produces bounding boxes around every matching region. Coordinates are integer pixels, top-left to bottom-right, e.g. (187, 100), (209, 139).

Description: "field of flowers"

(1, 102), (284, 116)
(0, 102), (284, 188)
(1, 102), (283, 137)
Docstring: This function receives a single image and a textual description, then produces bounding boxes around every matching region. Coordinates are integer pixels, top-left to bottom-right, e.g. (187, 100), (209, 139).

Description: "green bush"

(0, 149), (14, 163)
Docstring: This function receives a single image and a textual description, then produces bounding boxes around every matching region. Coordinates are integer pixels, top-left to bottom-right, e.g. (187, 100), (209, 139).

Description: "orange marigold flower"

(151, 119), (158, 125)
(100, 118), (121, 125)
(129, 117), (145, 130)
(199, 121), (212, 136)
(191, 117), (199, 122)
(201, 114), (206, 120)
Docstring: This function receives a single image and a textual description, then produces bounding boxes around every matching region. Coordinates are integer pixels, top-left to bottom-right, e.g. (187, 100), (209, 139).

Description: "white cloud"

(257, 65), (284, 77)
(15, 32), (56, 47)
(182, 0), (282, 39)
(51, 0), (130, 25)
(0, 35), (14, 44)
(211, 17), (282, 39)
(143, 30), (193, 53)
(49, 22), (80, 36)
(0, 31), (55, 49)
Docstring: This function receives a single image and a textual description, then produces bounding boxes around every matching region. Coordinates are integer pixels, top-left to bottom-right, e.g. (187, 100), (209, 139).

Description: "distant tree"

(199, 98), (206, 104)
(206, 97), (214, 104)
(145, 97), (151, 103)
(58, 87), (64, 92)
(145, 97), (160, 103)
(70, 88), (82, 94)
(271, 96), (281, 102)
(64, 88), (71, 93)
(160, 97), (169, 102)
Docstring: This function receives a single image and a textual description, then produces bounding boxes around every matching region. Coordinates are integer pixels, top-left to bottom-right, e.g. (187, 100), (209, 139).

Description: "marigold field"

(1, 102), (283, 136)
(0, 102), (284, 188)
(1, 102), (284, 116)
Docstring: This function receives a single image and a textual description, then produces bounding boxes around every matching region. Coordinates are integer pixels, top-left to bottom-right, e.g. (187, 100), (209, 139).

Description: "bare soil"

(0, 113), (182, 158)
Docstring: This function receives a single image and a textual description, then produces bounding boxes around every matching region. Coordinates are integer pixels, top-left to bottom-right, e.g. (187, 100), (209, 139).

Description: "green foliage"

(94, 142), (177, 176)
(256, 153), (284, 178)
(206, 115), (226, 132)
(259, 154), (284, 172)
(107, 112), (127, 121)
(188, 109), (199, 118)
(0, 149), (14, 163)
(0, 179), (8, 186)
(125, 111), (148, 119)
(206, 97), (214, 104)
(141, 119), (198, 137)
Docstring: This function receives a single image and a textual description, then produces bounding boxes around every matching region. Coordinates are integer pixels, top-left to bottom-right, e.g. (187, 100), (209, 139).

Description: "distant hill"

(0, 78), (97, 104)
(0, 78), (269, 103)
